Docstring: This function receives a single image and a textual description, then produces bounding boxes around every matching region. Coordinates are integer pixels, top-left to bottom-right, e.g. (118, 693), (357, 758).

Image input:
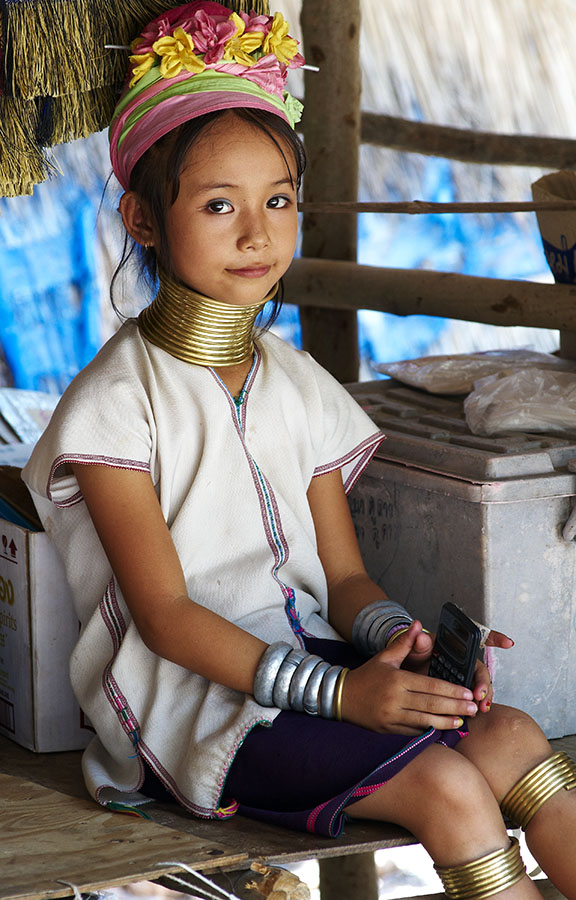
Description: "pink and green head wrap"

(109, 1), (305, 190)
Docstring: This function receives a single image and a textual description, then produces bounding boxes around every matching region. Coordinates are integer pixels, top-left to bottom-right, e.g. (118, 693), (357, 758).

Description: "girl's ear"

(119, 192), (155, 247)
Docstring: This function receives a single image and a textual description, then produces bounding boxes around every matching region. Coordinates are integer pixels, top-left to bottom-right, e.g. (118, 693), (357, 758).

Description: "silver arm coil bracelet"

(272, 648), (310, 709)
(303, 659), (331, 716)
(253, 642), (292, 707)
(319, 665), (343, 719)
(253, 642), (344, 719)
(352, 599), (413, 657)
(289, 654), (324, 712)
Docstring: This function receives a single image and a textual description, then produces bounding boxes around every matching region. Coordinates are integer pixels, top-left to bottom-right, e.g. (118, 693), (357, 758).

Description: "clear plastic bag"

(374, 350), (576, 395)
(464, 368), (576, 435)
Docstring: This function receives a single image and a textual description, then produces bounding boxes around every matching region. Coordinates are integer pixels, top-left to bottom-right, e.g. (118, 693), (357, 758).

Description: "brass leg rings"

(435, 752), (576, 898)
(435, 837), (525, 899)
(500, 750), (576, 830)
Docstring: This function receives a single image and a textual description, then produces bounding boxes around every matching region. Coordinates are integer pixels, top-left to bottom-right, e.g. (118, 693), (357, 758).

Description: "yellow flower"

(129, 52), (156, 87)
(262, 12), (299, 64)
(222, 12), (264, 67)
(153, 28), (205, 80)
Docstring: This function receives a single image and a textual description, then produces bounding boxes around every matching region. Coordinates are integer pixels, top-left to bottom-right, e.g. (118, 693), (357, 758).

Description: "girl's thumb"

(383, 623), (418, 664)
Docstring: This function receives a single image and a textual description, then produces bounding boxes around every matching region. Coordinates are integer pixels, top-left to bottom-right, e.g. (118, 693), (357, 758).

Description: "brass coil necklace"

(138, 271), (277, 366)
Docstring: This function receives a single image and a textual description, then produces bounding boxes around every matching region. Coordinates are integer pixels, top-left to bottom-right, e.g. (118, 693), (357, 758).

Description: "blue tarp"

(0, 179), (101, 393)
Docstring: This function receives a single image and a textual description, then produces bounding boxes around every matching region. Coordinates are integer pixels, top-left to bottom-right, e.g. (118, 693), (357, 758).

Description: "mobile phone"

(428, 602), (481, 689)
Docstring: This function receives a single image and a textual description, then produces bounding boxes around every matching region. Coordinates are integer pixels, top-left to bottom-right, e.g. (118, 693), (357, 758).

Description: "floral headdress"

(109, 1), (305, 190)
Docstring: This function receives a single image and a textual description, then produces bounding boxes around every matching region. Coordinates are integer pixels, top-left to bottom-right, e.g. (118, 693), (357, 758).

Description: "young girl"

(22, 3), (576, 898)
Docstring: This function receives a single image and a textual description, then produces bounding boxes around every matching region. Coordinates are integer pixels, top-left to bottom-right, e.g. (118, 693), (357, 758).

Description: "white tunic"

(23, 321), (383, 816)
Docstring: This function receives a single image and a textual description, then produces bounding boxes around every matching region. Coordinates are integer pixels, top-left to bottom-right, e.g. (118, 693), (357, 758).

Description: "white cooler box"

(347, 380), (576, 739)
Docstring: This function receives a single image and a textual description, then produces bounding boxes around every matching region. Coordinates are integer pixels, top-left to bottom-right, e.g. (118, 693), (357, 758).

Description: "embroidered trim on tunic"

(312, 432), (386, 494)
(97, 577), (274, 819)
(99, 580), (142, 757)
(47, 453), (150, 508)
(210, 354), (311, 642)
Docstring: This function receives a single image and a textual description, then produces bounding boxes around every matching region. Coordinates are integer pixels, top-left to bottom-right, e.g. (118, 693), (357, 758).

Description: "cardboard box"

(0, 516), (93, 752)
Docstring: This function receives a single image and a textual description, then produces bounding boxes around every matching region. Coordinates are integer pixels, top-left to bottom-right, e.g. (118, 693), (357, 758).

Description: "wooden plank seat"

(1, 734), (574, 900)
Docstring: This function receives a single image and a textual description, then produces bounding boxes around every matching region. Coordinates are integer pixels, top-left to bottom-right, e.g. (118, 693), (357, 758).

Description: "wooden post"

(319, 853), (379, 900)
(560, 331), (576, 359)
(299, 0), (361, 382)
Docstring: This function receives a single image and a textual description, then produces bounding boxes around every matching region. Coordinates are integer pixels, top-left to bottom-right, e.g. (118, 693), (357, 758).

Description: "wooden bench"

(1, 733), (573, 900)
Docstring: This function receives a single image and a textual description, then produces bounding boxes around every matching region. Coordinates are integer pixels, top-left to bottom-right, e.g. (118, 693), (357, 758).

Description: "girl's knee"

(423, 749), (494, 812)
(373, 746), (509, 860)
(462, 704), (553, 801)
(472, 703), (550, 756)
(395, 746), (500, 829)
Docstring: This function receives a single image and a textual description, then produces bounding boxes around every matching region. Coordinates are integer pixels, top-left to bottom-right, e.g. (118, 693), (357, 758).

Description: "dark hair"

(110, 107), (306, 328)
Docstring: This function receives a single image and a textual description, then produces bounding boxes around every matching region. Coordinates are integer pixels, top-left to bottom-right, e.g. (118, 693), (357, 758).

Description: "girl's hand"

(406, 624), (513, 713)
(341, 621), (478, 735)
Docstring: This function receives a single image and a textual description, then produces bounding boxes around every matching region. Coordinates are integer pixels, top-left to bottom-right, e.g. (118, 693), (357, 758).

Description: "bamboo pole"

(298, 200), (576, 215)
(284, 257), (576, 331)
(299, 0), (360, 383)
(358, 112), (576, 168)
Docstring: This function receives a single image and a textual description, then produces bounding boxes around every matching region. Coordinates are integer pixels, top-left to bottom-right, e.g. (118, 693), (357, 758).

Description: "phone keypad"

(429, 652), (466, 684)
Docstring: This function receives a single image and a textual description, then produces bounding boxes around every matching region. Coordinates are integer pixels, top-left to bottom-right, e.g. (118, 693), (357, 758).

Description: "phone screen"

(438, 621), (470, 663)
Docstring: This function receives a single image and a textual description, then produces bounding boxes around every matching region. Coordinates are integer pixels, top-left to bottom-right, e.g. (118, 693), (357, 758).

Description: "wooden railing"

(298, 0), (576, 383)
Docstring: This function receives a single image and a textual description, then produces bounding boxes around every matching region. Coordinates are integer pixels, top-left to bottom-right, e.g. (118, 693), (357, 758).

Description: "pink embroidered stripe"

(47, 453), (150, 507)
(312, 432), (385, 494)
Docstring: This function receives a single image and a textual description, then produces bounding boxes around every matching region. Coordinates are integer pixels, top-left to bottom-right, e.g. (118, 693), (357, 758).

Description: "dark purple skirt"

(222, 638), (467, 836)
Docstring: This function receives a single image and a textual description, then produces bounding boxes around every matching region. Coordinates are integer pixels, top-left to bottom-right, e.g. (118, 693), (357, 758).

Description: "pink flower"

(213, 53), (287, 97)
(238, 11), (273, 35)
(132, 15), (174, 54)
(188, 10), (237, 64)
(288, 51), (305, 70)
(131, 2), (230, 54)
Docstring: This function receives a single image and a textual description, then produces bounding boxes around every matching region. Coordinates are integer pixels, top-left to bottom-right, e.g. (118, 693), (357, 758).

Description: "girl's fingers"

(385, 709), (471, 736)
(413, 674), (475, 702)
(472, 660), (493, 711)
(485, 629), (514, 649)
(405, 688), (478, 719)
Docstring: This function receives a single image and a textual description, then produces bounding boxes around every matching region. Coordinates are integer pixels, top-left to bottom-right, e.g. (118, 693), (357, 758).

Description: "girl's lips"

(226, 265), (271, 278)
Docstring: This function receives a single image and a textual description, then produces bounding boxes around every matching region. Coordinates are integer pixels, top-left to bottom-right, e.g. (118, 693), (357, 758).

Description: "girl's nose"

(237, 214), (270, 251)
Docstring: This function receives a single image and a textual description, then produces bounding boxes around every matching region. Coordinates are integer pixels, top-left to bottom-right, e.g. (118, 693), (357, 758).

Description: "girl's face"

(163, 113), (299, 306)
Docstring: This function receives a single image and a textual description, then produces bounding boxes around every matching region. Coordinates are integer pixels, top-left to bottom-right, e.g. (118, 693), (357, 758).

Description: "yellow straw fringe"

(48, 86), (119, 145)
(0, 98), (52, 196)
(5, 0), (121, 99)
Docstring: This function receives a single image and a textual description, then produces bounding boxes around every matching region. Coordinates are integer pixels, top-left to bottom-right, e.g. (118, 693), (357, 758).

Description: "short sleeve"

(22, 323), (155, 508)
(299, 350), (385, 493)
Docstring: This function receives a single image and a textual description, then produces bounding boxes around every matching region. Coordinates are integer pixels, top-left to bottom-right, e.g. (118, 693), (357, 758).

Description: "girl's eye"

(206, 199), (233, 214)
(267, 195), (291, 209)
